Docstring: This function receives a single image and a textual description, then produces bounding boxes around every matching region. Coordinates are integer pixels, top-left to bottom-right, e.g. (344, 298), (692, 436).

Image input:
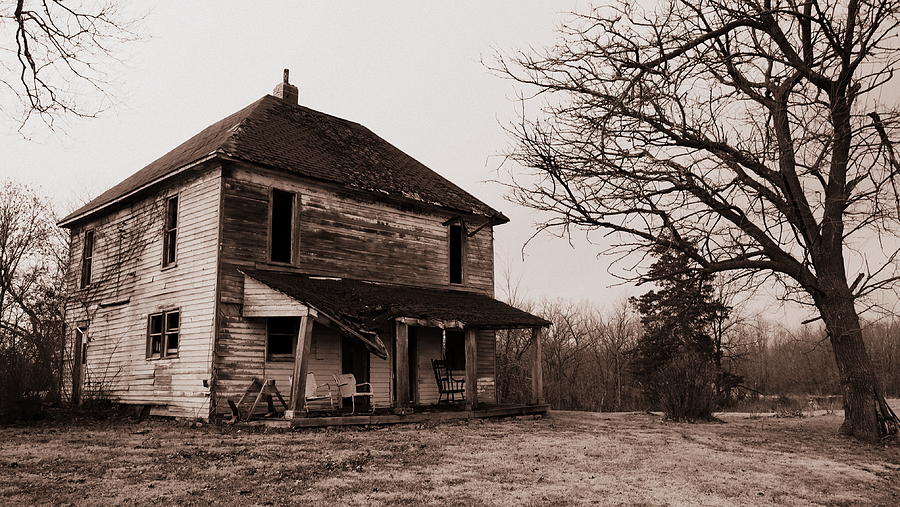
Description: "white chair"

(332, 373), (375, 414)
(303, 372), (334, 414)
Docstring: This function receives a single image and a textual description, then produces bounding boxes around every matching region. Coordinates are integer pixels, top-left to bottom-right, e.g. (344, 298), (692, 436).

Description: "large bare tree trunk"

(817, 284), (899, 442)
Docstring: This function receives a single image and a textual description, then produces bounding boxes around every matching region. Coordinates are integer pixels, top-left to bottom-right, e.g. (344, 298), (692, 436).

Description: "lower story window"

(267, 317), (299, 361)
(147, 310), (180, 359)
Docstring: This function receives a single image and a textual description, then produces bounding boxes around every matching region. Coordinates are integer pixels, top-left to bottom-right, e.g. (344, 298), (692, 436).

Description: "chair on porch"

(332, 373), (375, 414)
(432, 359), (465, 404)
(304, 373), (335, 414)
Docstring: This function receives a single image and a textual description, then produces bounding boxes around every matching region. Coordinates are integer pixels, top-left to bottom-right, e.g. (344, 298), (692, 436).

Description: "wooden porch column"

(287, 315), (314, 417)
(465, 328), (478, 410)
(531, 327), (544, 405)
(394, 320), (411, 413)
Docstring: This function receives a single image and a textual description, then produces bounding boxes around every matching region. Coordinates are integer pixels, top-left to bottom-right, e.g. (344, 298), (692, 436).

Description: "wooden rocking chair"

(432, 359), (465, 404)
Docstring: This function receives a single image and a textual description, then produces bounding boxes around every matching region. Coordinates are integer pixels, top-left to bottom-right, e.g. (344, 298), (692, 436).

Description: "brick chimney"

(273, 69), (298, 105)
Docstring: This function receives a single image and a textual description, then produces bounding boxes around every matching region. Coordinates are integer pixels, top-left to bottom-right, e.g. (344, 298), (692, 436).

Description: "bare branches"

(0, 0), (141, 132)
(493, 0), (900, 309)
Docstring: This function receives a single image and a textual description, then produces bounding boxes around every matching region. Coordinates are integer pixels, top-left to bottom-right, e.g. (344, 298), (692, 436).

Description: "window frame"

(79, 229), (95, 289)
(268, 188), (297, 265)
(266, 317), (299, 362)
(162, 194), (179, 268)
(146, 309), (180, 359)
(448, 223), (465, 285)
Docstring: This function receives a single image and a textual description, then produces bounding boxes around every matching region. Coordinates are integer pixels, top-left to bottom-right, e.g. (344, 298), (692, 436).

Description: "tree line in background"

(497, 292), (900, 414)
(0, 181), (68, 419)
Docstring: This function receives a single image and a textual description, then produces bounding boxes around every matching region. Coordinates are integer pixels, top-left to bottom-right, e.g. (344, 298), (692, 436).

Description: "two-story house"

(60, 71), (549, 422)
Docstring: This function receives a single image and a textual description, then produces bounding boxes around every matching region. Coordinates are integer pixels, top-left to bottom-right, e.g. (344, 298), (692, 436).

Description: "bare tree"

(0, 0), (140, 130)
(495, 0), (900, 441)
(0, 180), (66, 416)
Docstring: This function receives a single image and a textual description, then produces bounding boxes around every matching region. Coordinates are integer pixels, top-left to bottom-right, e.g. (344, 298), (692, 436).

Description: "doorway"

(408, 327), (418, 404)
(341, 335), (370, 409)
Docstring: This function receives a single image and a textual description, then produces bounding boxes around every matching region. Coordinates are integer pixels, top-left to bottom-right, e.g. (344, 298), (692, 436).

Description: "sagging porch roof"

(243, 269), (550, 341)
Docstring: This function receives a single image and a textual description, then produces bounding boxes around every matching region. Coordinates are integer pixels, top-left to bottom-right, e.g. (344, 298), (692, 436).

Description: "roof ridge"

(60, 94), (506, 227)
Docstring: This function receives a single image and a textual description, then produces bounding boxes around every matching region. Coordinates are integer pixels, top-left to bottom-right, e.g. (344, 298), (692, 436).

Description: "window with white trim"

(162, 195), (178, 267)
(80, 230), (94, 288)
(147, 310), (180, 359)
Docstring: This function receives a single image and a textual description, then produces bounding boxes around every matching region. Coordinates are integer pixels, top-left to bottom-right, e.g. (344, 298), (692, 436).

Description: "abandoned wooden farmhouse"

(59, 71), (549, 424)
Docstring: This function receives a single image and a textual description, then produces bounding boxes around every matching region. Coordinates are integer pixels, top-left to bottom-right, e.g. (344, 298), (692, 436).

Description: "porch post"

(287, 315), (314, 417)
(531, 327), (544, 405)
(394, 320), (411, 413)
(465, 328), (478, 410)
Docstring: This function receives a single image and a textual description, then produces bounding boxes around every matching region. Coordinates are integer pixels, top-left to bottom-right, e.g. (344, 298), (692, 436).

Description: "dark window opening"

(163, 195), (178, 267)
(80, 230), (94, 288)
(444, 329), (466, 370)
(267, 317), (299, 361)
(270, 189), (295, 263)
(449, 224), (464, 284)
(147, 310), (179, 359)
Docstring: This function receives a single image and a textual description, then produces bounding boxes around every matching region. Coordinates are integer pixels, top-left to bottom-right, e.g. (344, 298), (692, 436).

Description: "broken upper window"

(270, 189), (295, 263)
(449, 223), (464, 284)
(80, 230), (95, 289)
(162, 195), (178, 267)
(267, 317), (299, 361)
(147, 310), (180, 359)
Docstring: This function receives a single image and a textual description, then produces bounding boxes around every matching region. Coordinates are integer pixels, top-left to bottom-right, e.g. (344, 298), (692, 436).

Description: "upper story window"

(449, 223), (465, 284)
(147, 310), (180, 359)
(270, 189), (296, 264)
(162, 195), (178, 267)
(79, 230), (95, 289)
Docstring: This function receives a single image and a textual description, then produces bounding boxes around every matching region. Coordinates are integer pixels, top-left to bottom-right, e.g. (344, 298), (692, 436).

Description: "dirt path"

(1, 410), (898, 505)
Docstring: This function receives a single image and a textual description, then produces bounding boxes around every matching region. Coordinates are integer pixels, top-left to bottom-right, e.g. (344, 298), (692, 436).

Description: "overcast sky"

(2, 1), (823, 322)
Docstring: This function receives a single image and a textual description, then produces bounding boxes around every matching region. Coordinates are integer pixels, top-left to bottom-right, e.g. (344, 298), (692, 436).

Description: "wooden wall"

(412, 327), (496, 405)
(213, 318), (393, 414)
(64, 165), (221, 418)
(218, 162), (495, 295)
(213, 161), (498, 413)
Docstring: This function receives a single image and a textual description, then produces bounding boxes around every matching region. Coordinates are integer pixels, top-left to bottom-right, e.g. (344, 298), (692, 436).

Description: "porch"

(244, 403), (550, 429)
(231, 270), (550, 422)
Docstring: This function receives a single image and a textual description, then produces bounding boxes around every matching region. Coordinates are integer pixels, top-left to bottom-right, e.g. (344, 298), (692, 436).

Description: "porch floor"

(244, 403), (549, 429)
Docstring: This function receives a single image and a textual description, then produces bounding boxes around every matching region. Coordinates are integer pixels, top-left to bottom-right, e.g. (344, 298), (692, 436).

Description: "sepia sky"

(2, 1), (823, 322)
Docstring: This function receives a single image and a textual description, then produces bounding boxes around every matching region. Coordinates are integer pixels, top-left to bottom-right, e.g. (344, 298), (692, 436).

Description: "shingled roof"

(244, 269), (551, 332)
(60, 94), (506, 226)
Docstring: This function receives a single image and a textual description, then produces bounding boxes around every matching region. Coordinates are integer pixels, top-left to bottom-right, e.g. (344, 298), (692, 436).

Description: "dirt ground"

(1, 408), (898, 506)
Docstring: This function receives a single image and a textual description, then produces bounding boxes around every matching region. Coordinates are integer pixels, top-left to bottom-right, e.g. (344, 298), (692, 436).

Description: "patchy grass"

(1, 408), (898, 506)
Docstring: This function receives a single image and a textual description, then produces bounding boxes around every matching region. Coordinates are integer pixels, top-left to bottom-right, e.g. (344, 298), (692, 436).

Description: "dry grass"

(1, 407), (899, 506)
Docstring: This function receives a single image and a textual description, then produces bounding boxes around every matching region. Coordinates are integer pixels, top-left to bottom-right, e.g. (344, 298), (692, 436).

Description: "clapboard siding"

(414, 328), (443, 405)
(64, 166), (222, 418)
(219, 162), (494, 294)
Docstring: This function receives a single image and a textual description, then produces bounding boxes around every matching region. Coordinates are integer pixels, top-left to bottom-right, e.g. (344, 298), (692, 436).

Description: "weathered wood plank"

(394, 320), (410, 412)
(532, 327), (544, 405)
(288, 316), (314, 416)
(465, 328), (478, 410)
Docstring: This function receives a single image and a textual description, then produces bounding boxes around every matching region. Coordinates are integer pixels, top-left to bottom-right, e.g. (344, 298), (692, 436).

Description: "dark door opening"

(341, 336), (370, 410)
(408, 328), (418, 404)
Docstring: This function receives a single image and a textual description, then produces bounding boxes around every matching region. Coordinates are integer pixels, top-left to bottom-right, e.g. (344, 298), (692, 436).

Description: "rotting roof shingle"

(244, 269), (551, 331)
(60, 95), (505, 225)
